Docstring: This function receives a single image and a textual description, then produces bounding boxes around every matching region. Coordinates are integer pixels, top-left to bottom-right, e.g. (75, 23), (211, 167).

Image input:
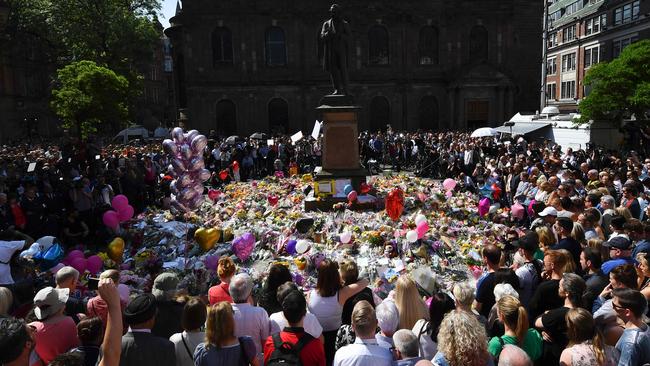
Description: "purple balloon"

(86, 255), (103, 274)
(193, 183), (204, 195)
(117, 205), (134, 222)
(232, 233), (255, 261)
(67, 249), (85, 260)
(171, 158), (186, 173)
(172, 127), (184, 143)
(181, 144), (192, 160)
(111, 195), (129, 210)
(181, 188), (198, 201)
(162, 139), (177, 155)
(190, 157), (205, 171)
(286, 240), (297, 255)
(186, 130), (199, 143)
(191, 135), (208, 153)
(70, 257), (87, 273)
(178, 174), (192, 188)
(204, 255), (219, 271)
(102, 210), (119, 229)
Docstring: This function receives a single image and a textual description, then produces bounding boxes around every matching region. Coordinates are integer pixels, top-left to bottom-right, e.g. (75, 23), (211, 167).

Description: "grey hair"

(601, 195), (615, 207)
(452, 281), (475, 307)
(375, 300), (399, 334)
(498, 344), (532, 366)
(0, 287), (13, 315)
(229, 273), (253, 303)
(392, 329), (420, 358)
(55, 266), (79, 286)
(561, 273), (586, 307)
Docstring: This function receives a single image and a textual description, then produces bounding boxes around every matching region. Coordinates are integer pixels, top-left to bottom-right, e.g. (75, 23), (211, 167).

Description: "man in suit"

(319, 4), (351, 95)
(120, 293), (175, 366)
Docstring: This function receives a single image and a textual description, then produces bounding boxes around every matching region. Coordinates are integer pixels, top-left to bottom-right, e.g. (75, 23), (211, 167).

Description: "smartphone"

(88, 277), (99, 291)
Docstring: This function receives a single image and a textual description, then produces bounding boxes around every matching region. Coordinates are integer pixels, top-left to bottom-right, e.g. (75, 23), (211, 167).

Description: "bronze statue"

(319, 4), (351, 95)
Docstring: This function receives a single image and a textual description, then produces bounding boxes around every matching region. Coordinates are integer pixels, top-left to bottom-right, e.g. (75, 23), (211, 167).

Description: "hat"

(603, 236), (632, 250)
(557, 210), (574, 219)
(124, 293), (157, 325)
(556, 217), (574, 232)
(513, 231), (539, 252)
(538, 207), (557, 217)
(33, 287), (69, 320)
(412, 267), (438, 297)
(152, 272), (179, 300)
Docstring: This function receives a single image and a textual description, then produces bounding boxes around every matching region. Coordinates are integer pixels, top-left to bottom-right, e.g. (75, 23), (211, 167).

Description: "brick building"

(545, 0), (650, 112)
(165, 0), (543, 136)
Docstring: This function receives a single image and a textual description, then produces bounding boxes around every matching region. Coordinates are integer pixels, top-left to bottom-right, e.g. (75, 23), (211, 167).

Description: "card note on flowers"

(334, 179), (352, 197)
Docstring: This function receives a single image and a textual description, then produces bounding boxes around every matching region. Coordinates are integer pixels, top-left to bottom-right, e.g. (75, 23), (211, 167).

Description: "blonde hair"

(566, 308), (606, 365)
(452, 281), (475, 307)
(339, 258), (359, 286)
(587, 239), (603, 251)
(557, 249), (575, 273)
(352, 300), (377, 337)
(394, 276), (429, 329)
(636, 252), (649, 274)
(536, 226), (555, 249)
(217, 256), (236, 279)
(206, 302), (234, 347)
(100, 269), (120, 283)
(437, 310), (490, 366)
(0, 287), (12, 315)
(571, 222), (586, 245)
(545, 249), (570, 274)
(615, 207), (632, 221)
(496, 295), (528, 346)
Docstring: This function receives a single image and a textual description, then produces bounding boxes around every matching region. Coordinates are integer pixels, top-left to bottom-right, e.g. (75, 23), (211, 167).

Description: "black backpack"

(266, 333), (315, 366)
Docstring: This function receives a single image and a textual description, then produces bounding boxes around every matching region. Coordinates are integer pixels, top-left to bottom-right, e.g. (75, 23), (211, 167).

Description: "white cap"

(538, 207), (558, 217)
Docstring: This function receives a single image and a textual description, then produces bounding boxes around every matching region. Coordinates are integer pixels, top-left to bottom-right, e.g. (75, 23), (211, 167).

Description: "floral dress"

(566, 341), (620, 366)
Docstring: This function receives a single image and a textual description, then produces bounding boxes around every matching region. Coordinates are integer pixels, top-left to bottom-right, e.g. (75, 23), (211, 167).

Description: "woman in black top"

(258, 263), (293, 315)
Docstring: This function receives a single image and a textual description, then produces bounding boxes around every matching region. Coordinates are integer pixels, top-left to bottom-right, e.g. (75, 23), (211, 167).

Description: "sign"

(27, 163), (36, 172)
(290, 131), (303, 143)
(267, 139), (275, 146)
(311, 120), (322, 139)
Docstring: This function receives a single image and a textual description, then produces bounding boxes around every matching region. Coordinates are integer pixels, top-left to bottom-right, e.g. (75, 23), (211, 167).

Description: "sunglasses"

(612, 302), (626, 310)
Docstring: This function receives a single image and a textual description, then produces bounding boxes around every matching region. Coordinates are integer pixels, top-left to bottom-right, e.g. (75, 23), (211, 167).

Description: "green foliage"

(580, 40), (650, 124)
(50, 61), (130, 138)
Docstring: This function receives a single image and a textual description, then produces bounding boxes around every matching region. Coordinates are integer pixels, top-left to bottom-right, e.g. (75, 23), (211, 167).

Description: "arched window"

(215, 99), (237, 136)
(418, 27), (438, 65)
(268, 98), (289, 134)
(469, 26), (488, 61)
(265, 27), (287, 66)
(369, 96), (390, 132)
(368, 25), (389, 65)
(212, 27), (233, 66)
(418, 96), (439, 130)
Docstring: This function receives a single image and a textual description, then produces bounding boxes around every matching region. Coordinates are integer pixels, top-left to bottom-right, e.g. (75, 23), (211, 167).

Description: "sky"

(160, 0), (178, 28)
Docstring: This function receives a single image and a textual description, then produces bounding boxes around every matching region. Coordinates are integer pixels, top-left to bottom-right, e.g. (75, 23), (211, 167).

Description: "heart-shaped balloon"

(232, 233), (255, 261)
(268, 195), (279, 206)
(286, 239), (297, 255)
(385, 188), (404, 221)
(478, 197), (490, 216)
(222, 228), (234, 242)
(360, 182), (371, 194)
(219, 170), (229, 181)
(107, 237), (125, 262)
(194, 227), (220, 251)
(208, 189), (221, 201)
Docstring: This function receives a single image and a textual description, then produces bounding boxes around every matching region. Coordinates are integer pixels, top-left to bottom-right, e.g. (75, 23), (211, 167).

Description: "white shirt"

(333, 337), (394, 366)
(412, 319), (437, 360)
(169, 330), (205, 366)
(270, 311), (323, 338)
(0, 240), (25, 285)
(232, 303), (271, 363)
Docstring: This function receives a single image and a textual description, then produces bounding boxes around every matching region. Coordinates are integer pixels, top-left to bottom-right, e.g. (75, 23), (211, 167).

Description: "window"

(562, 25), (576, 42)
(548, 32), (558, 48)
(614, 1), (640, 25)
(265, 27), (287, 66)
(548, 10), (562, 25)
(215, 99), (237, 136)
(368, 26), (389, 65)
(565, 1), (583, 16)
(546, 83), (557, 100)
(561, 53), (576, 72)
(212, 27), (233, 66)
(561, 80), (576, 99)
(584, 46), (599, 68)
(418, 96), (439, 130)
(268, 98), (289, 134)
(469, 26), (488, 61)
(369, 96), (390, 131)
(613, 35), (639, 57)
(547, 57), (557, 75)
(585, 14), (606, 35)
(418, 27), (439, 65)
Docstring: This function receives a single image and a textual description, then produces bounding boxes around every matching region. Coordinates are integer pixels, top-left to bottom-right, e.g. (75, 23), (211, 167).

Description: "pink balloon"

(117, 284), (131, 305)
(232, 233), (255, 261)
(416, 221), (430, 239)
(102, 210), (120, 229)
(347, 190), (358, 202)
(528, 200), (537, 217)
(70, 257), (87, 273)
(442, 178), (457, 191)
(445, 190), (453, 199)
(511, 203), (525, 220)
(111, 195), (129, 210)
(86, 255), (103, 274)
(478, 198), (490, 216)
(117, 205), (134, 222)
(67, 249), (85, 260)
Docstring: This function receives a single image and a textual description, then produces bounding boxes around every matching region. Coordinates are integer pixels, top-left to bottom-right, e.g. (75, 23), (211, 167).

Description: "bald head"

(498, 344), (532, 366)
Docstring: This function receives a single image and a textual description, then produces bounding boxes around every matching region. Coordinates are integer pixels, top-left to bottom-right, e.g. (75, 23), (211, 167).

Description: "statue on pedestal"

(319, 4), (350, 96)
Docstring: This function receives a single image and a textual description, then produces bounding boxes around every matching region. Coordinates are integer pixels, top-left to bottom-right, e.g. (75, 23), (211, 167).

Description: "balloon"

(107, 238), (125, 262)
(286, 240), (298, 255)
(171, 158), (186, 173)
(360, 182), (371, 194)
(268, 195), (279, 206)
(86, 255), (103, 274)
(222, 228), (234, 242)
(347, 190), (358, 202)
(186, 129), (199, 142)
(296, 240), (310, 254)
(232, 233), (255, 261)
(194, 227), (220, 251)
(528, 200), (536, 217)
(445, 190), (453, 199)
(162, 139), (178, 155)
(489, 203), (500, 214)
(491, 183), (502, 200)
(117, 284), (131, 304)
(385, 188), (405, 221)
(70, 257), (87, 273)
(191, 134), (208, 153)
(406, 230), (418, 243)
(181, 144), (193, 160)
(193, 183), (205, 195)
(67, 249), (85, 260)
(343, 184), (353, 195)
(117, 205), (134, 222)
(511, 203), (525, 220)
(171, 127), (184, 143)
(35, 236), (57, 252)
(415, 214), (427, 226)
(340, 232), (352, 244)
(50, 263), (65, 274)
(219, 170), (229, 181)
(208, 189), (221, 201)
(479, 184), (493, 199)
(178, 174), (192, 188)
(417, 192), (427, 202)
(37, 243), (64, 271)
(20, 243), (41, 258)
(204, 255), (219, 271)
(189, 157), (205, 171)
(442, 178), (457, 191)
(181, 187), (198, 201)
(416, 221), (429, 239)
(198, 169), (211, 182)
(111, 195), (129, 210)
(102, 211), (120, 229)
(478, 198), (490, 216)
(294, 256), (308, 271)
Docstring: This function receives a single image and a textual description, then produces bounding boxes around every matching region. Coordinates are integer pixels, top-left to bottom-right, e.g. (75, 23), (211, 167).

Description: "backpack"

(266, 333), (314, 366)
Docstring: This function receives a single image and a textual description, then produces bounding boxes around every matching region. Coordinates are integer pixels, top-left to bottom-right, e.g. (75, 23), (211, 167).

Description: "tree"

(579, 40), (650, 124)
(51, 61), (130, 138)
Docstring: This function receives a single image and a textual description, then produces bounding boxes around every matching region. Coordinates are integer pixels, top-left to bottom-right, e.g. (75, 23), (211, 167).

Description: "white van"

(112, 126), (150, 144)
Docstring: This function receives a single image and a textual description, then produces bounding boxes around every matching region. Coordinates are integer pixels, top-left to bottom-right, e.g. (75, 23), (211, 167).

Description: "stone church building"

(165, 0), (542, 136)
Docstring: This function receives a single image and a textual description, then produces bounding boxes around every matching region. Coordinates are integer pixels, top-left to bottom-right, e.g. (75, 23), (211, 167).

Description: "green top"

(488, 328), (543, 361)
(533, 249), (544, 261)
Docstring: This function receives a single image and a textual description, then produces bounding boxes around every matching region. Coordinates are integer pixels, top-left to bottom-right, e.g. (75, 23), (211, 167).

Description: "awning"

(494, 123), (552, 135)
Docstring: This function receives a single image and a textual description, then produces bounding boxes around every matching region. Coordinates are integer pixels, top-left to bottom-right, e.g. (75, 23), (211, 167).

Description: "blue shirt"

(632, 240), (650, 258)
(601, 257), (637, 275)
(616, 323), (650, 366)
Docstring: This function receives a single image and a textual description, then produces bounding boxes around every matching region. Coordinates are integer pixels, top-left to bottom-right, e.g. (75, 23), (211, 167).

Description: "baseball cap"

(603, 236), (632, 250)
(538, 207), (557, 217)
(33, 287), (69, 320)
(513, 231), (539, 252)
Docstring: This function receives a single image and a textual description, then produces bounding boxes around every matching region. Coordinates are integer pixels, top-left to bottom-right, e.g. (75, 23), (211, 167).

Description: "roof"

(495, 122), (552, 135)
(549, 0), (606, 30)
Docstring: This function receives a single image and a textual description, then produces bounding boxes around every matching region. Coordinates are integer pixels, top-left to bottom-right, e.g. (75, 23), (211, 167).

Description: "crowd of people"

(1, 127), (650, 366)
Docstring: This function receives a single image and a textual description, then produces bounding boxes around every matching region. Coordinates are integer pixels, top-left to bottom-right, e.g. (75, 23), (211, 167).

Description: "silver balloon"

(193, 183), (204, 195)
(191, 135), (208, 153)
(171, 158), (186, 173)
(190, 157), (205, 171)
(178, 174), (192, 188)
(198, 168), (211, 182)
(172, 127), (184, 143)
(162, 139), (177, 155)
(186, 130), (199, 142)
(181, 144), (193, 160)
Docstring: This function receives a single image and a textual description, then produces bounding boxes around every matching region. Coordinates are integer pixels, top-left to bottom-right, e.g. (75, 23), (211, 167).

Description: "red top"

(208, 282), (232, 305)
(263, 328), (325, 366)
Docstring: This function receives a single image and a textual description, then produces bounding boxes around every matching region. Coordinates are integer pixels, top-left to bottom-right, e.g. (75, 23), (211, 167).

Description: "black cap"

(513, 231), (539, 252)
(603, 236), (632, 250)
(124, 293), (157, 325)
(556, 217), (574, 232)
